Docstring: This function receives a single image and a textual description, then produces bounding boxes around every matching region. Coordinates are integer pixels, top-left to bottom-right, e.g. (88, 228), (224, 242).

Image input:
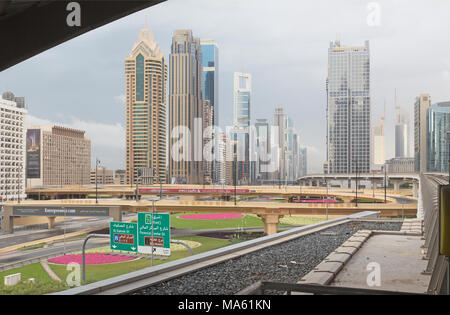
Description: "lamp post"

(234, 152), (237, 206)
(354, 158), (358, 207)
(383, 164), (387, 203)
(95, 158), (100, 203)
(147, 196), (160, 267)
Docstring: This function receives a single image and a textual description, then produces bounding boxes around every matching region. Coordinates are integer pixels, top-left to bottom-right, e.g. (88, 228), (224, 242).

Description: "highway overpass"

(1, 197), (417, 235)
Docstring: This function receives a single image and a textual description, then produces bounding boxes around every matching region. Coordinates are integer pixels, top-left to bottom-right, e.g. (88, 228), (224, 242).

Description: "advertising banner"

(26, 129), (40, 178)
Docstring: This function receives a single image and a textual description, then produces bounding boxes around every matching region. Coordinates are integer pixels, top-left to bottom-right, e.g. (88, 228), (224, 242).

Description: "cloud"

(114, 94), (126, 104)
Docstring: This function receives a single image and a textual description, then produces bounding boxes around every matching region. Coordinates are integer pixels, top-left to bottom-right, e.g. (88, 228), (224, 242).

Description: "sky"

(2, 0), (450, 173)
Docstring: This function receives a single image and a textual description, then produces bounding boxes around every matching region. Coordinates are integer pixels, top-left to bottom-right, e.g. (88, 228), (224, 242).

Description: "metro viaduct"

(298, 173), (421, 197)
(24, 185), (402, 204)
(1, 199), (417, 235)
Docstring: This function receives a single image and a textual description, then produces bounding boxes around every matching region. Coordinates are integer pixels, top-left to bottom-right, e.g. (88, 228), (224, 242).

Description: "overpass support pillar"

(47, 216), (56, 229)
(1, 206), (14, 234)
(412, 182), (419, 198)
(258, 214), (282, 235)
(393, 181), (400, 191)
(110, 207), (122, 222)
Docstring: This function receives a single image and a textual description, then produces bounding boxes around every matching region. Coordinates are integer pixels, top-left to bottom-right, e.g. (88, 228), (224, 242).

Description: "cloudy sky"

(1, 0), (450, 173)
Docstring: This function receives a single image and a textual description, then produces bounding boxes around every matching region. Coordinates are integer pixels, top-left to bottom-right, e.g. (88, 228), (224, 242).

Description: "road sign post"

(109, 221), (137, 252)
(137, 212), (170, 257)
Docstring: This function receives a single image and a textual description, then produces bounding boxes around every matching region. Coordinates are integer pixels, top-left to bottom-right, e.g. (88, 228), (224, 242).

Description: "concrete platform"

(331, 234), (430, 294)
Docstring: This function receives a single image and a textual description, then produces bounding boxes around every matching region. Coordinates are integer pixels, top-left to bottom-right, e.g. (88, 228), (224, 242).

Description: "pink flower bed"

(179, 213), (243, 220)
(48, 253), (135, 265)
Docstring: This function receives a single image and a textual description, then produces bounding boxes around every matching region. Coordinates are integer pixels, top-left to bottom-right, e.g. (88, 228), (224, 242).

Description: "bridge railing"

(421, 174), (449, 294)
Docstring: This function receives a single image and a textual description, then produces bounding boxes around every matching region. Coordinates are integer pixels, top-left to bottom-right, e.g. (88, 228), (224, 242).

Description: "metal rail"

(236, 281), (423, 295)
(422, 174), (449, 294)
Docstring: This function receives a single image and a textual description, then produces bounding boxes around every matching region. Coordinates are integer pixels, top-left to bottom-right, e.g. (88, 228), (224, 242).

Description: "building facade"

(169, 30), (203, 184)
(426, 102), (450, 173)
(125, 27), (167, 185)
(200, 39), (219, 184)
(395, 100), (410, 158)
(386, 157), (414, 174)
(414, 94), (431, 173)
(273, 105), (286, 182)
(26, 125), (91, 187)
(232, 72), (251, 184)
(90, 166), (114, 185)
(326, 40), (371, 174)
(0, 92), (27, 201)
(202, 99), (213, 184)
(114, 169), (126, 185)
(254, 118), (270, 183)
(372, 111), (385, 169)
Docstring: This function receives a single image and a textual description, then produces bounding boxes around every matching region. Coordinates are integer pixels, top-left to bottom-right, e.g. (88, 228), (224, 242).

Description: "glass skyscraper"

(200, 39), (219, 127)
(200, 39), (219, 183)
(232, 72), (251, 184)
(426, 102), (450, 173)
(327, 40), (371, 174)
(168, 30), (203, 184)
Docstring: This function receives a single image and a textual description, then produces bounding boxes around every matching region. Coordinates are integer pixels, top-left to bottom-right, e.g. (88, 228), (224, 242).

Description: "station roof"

(0, 0), (165, 71)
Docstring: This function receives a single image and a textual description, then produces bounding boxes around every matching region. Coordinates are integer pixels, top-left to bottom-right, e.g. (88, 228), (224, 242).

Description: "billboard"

(26, 129), (41, 178)
(13, 206), (110, 217)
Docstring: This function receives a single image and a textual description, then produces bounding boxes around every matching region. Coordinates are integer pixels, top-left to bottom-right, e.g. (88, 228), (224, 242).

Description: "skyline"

(2, 0), (450, 172)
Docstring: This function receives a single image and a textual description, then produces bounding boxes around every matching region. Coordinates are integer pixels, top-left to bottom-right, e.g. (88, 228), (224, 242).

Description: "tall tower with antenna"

(394, 89), (410, 158)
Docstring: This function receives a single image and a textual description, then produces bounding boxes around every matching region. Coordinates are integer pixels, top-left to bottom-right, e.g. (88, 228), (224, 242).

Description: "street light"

(353, 158), (358, 207)
(146, 196), (160, 267)
(95, 158), (100, 203)
(383, 164), (387, 203)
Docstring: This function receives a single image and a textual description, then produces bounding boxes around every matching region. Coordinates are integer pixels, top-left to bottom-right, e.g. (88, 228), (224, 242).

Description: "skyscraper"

(200, 39), (219, 184)
(273, 105), (286, 182)
(414, 93), (431, 173)
(426, 102), (450, 173)
(125, 27), (167, 185)
(372, 107), (385, 168)
(254, 118), (270, 183)
(395, 92), (410, 158)
(299, 147), (307, 177)
(169, 30), (203, 184)
(232, 72), (251, 184)
(326, 40), (371, 174)
(200, 39), (219, 127)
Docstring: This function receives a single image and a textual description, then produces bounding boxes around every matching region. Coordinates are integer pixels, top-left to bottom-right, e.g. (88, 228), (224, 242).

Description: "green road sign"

(137, 213), (170, 256)
(110, 221), (137, 252)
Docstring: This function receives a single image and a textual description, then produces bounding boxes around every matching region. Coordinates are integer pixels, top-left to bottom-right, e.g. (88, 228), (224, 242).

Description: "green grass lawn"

(50, 235), (237, 287)
(0, 263), (69, 295)
(170, 212), (265, 230)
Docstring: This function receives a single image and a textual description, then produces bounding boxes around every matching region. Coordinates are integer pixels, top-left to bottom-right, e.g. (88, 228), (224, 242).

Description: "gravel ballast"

(132, 221), (401, 295)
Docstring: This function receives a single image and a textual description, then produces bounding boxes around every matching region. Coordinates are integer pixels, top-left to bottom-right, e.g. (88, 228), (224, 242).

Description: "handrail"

(422, 174), (449, 294)
(170, 240), (194, 256)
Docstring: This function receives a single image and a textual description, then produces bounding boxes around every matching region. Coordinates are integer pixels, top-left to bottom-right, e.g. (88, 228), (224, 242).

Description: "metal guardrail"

(0, 252), (65, 273)
(422, 174), (449, 294)
(235, 281), (423, 295)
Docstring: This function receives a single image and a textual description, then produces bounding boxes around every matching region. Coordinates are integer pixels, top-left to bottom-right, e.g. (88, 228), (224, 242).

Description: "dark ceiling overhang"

(0, 0), (165, 72)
